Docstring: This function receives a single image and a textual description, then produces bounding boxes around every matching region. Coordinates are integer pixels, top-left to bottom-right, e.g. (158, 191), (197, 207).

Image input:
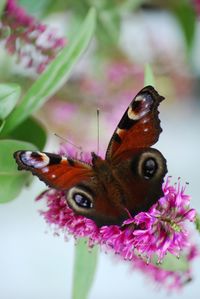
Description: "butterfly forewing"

(106, 86), (164, 161)
(14, 151), (93, 190)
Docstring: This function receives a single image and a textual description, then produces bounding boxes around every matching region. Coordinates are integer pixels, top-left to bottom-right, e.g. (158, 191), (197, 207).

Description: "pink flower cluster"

(0, 0), (66, 73)
(36, 148), (198, 289)
(124, 179), (196, 262)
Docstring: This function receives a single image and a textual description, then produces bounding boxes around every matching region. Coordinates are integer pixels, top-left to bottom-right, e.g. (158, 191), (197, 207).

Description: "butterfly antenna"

(54, 133), (83, 151)
(97, 108), (100, 155)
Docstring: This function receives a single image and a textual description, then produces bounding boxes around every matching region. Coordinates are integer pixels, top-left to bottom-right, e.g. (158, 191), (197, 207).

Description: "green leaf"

(0, 83), (21, 119)
(45, 0), (69, 14)
(18, 0), (51, 17)
(0, 120), (5, 133)
(0, 0), (6, 17)
(144, 64), (155, 86)
(152, 252), (189, 272)
(98, 9), (120, 45)
(0, 139), (37, 203)
(172, 1), (196, 56)
(1, 8), (96, 136)
(116, 0), (142, 15)
(8, 117), (47, 150)
(0, 173), (28, 203)
(195, 213), (200, 233)
(72, 239), (98, 299)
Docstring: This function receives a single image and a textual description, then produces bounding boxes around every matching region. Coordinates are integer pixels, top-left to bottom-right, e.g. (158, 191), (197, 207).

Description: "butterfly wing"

(14, 151), (93, 190)
(104, 86), (167, 223)
(14, 150), (127, 226)
(111, 148), (167, 218)
(106, 85), (164, 160)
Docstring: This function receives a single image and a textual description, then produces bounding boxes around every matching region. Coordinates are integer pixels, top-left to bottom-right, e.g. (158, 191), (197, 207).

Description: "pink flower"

(36, 146), (199, 290)
(0, 0), (66, 73)
(124, 178), (196, 262)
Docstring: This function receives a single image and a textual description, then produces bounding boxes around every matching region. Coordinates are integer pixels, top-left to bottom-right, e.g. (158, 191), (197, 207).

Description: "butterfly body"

(14, 86), (167, 227)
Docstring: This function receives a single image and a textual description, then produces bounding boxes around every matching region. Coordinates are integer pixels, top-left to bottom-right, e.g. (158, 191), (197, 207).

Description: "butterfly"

(14, 86), (167, 227)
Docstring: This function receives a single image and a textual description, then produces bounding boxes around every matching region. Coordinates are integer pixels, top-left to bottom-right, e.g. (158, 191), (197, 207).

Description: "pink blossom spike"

(0, 0), (66, 73)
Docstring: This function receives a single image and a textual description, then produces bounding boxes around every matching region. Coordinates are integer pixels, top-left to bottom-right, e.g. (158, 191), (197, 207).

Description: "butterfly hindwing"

(14, 151), (93, 190)
(110, 148), (167, 217)
(106, 86), (164, 160)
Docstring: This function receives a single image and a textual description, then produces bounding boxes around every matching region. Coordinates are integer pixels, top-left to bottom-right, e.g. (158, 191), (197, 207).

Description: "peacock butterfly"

(14, 86), (167, 227)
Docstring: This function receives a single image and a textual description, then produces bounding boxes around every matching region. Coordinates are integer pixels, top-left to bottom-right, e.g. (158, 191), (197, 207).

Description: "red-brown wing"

(105, 86), (164, 161)
(14, 151), (93, 190)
